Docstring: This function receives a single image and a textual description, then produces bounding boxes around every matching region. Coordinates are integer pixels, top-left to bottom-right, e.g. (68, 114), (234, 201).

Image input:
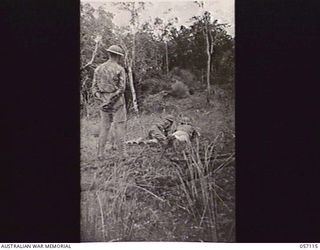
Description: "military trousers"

(98, 106), (127, 156)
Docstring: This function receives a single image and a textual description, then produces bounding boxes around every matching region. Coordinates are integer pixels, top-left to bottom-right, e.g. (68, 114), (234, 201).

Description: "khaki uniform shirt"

(91, 60), (126, 112)
(175, 124), (196, 139)
(148, 122), (173, 142)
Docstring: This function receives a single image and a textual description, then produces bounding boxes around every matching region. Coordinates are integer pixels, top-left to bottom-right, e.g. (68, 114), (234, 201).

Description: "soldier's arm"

(112, 68), (126, 97)
(168, 122), (177, 136)
(91, 67), (101, 97)
(149, 125), (166, 141)
(193, 127), (201, 138)
(108, 68), (126, 102)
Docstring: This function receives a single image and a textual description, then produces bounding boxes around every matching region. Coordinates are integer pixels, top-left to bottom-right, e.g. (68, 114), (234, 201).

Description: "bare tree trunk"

(120, 43), (139, 114)
(206, 31), (211, 103)
(132, 31), (136, 68)
(81, 75), (89, 119)
(115, 1), (142, 114)
(129, 4), (139, 113)
(130, 30), (139, 113)
(120, 30), (139, 113)
(209, 29), (215, 96)
(128, 64), (139, 113)
(81, 35), (101, 72)
(165, 41), (169, 75)
(201, 69), (204, 85)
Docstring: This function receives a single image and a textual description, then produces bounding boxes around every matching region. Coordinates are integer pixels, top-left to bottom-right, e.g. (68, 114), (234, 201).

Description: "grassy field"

(80, 89), (235, 242)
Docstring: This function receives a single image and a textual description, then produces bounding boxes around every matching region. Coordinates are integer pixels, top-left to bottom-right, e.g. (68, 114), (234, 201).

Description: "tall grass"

(171, 133), (231, 242)
(81, 133), (234, 242)
(82, 160), (138, 241)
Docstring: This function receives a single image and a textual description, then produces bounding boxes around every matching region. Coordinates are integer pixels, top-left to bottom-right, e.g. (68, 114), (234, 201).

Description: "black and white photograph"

(80, 0), (235, 242)
(3, 0), (320, 246)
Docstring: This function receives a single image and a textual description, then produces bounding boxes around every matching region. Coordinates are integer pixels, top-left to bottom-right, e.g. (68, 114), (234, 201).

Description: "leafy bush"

(141, 91), (168, 114)
(170, 67), (197, 87)
(170, 80), (189, 99)
(140, 78), (171, 95)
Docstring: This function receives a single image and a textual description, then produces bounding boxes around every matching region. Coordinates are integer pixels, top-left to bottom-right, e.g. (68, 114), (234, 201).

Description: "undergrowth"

(81, 88), (235, 242)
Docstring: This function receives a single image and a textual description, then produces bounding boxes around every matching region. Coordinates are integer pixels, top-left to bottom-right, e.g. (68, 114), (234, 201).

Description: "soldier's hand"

(95, 92), (101, 99)
(167, 134), (174, 140)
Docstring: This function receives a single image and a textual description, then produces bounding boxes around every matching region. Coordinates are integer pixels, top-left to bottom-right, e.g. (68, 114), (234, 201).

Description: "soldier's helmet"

(180, 116), (192, 125)
(164, 114), (175, 123)
(107, 45), (124, 57)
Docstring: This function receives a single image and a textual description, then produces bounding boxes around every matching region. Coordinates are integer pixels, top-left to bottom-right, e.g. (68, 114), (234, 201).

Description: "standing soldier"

(91, 45), (127, 159)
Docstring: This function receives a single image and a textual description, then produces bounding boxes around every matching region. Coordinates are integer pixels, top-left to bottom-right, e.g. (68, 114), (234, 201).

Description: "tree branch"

(209, 29), (214, 54)
(81, 35), (102, 71)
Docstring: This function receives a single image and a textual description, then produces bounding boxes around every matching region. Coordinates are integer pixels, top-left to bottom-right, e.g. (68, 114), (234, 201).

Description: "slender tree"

(153, 15), (178, 75)
(114, 2), (147, 113)
(195, 1), (214, 103)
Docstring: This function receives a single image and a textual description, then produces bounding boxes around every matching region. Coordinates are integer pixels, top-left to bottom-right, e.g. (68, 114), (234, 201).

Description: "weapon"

(95, 92), (121, 112)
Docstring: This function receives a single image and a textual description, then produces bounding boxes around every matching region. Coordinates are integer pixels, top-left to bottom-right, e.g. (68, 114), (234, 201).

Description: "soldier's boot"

(119, 139), (129, 158)
(97, 111), (112, 160)
(97, 139), (108, 159)
(115, 121), (128, 158)
(97, 147), (105, 160)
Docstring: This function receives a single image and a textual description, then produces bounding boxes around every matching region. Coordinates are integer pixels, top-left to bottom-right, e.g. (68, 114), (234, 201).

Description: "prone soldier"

(169, 116), (200, 152)
(126, 115), (175, 146)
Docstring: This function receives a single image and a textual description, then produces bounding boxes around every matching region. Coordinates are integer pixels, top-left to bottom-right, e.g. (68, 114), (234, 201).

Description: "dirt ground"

(80, 91), (235, 242)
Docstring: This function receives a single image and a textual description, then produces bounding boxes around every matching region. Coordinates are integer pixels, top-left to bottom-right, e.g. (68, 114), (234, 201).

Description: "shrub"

(170, 67), (197, 88)
(170, 80), (189, 99)
(140, 78), (171, 95)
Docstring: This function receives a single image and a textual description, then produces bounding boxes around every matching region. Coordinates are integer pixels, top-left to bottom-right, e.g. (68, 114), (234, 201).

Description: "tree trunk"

(81, 35), (101, 72)
(206, 31), (211, 103)
(132, 30), (136, 68)
(128, 21), (139, 113)
(165, 41), (169, 75)
(201, 69), (204, 85)
(128, 65), (139, 113)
